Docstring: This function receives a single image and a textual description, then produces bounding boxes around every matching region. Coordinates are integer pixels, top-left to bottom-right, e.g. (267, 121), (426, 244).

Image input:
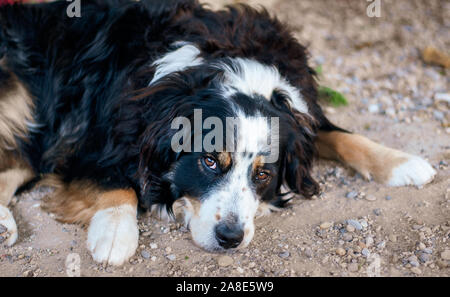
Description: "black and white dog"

(0, 0), (435, 265)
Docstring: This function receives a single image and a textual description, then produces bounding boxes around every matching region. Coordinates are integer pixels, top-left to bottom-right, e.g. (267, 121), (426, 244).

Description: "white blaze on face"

(184, 114), (273, 251)
(218, 57), (309, 114)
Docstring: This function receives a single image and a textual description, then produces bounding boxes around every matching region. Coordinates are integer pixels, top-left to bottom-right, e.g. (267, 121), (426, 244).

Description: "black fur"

(0, 0), (341, 211)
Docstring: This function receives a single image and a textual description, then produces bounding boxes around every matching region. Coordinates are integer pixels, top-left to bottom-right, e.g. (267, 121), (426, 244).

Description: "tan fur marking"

(0, 166), (34, 206)
(0, 74), (34, 151)
(184, 196), (201, 216)
(217, 152), (232, 168)
(316, 131), (408, 183)
(41, 175), (137, 226)
(252, 155), (265, 172)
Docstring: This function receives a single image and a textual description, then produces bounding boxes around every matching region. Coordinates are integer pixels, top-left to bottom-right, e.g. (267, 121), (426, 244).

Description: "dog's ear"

(270, 89), (319, 198)
(136, 93), (192, 210)
(135, 69), (220, 209)
(282, 133), (319, 198)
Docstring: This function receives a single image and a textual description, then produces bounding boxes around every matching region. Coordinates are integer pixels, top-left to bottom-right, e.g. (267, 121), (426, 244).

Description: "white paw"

(0, 205), (18, 246)
(388, 156), (436, 187)
(87, 205), (138, 266)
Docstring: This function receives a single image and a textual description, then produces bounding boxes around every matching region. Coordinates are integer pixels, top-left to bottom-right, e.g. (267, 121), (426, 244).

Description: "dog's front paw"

(0, 205), (18, 246)
(387, 155), (436, 187)
(87, 205), (138, 266)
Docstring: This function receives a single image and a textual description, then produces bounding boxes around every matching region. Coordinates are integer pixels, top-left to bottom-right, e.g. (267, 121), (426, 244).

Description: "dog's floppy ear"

(282, 132), (319, 198)
(135, 68), (220, 209)
(271, 90), (319, 198)
(136, 91), (193, 210)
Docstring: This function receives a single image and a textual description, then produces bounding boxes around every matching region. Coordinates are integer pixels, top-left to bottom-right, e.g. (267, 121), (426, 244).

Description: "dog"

(0, 0), (436, 265)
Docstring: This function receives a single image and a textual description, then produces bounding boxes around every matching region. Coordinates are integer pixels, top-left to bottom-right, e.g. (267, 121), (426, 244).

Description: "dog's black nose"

(215, 222), (244, 249)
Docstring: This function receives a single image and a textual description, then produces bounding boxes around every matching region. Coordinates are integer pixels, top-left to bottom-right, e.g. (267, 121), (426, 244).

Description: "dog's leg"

(41, 177), (139, 266)
(87, 189), (139, 266)
(0, 166), (34, 246)
(0, 63), (37, 245)
(316, 130), (436, 187)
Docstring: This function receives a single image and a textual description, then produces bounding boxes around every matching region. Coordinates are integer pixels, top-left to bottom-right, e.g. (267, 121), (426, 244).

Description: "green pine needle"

(315, 65), (323, 75)
(318, 86), (348, 107)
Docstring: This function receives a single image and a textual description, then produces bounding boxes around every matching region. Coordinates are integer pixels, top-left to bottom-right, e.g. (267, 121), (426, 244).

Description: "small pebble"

(218, 255), (233, 267)
(141, 231), (152, 237)
(361, 248), (370, 257)
(360, 220), (368, 228)
(167, 254), (176, 261)
(346, 224), (356, 233)
(23, 270), (34, 277)
(368, 104), (380, 113)
(343, 233), (353, 242)
(336, 248), (346, 256)
(422, 248), (433, 254)
(418, 253), (430, 263)
(409, 260), (420, 267)
(141, 250), (151, 259)
(279, 251), (290, 259)
(365, 195), (376, 201)
(150, 243), (157, 249)
(320, 222), (333, 229)
(385, 195), (392, 201)
(377, 241), (386, 249)
(347, 220), (363, 230)
(410, 267), (422, 275)
(373, 208), (382, 216)
(435, 93), (450, 103)
(346, 191), (358, 199)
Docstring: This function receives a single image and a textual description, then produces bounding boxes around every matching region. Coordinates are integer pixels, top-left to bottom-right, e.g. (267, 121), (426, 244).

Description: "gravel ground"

(0, 0), (449, 277)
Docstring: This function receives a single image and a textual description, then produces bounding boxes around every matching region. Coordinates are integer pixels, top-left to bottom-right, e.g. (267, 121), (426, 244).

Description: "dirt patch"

(0, 0), (449, 277)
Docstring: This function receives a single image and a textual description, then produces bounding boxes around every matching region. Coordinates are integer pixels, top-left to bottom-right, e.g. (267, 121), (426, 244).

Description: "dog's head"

(137, 57), (319, 251)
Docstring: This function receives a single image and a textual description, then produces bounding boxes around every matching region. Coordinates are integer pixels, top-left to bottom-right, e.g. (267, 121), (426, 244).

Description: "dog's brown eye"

(204, 156), (217, 170)
(256, 170), (270, 181)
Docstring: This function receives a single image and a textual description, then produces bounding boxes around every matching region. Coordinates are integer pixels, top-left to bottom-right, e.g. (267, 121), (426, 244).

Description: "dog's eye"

(255, 170), (270, 181)
(203, 156), (217, 170)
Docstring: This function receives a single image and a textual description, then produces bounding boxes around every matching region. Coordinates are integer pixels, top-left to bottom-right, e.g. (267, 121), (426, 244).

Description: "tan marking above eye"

(217, 152), (232, 168)
(252, 155), (265, 172)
